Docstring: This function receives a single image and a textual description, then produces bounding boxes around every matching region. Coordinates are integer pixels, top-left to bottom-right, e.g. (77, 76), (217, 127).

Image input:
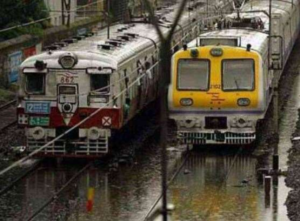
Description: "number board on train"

(25, 102), (51, 114)
(29, 116), (50, 126)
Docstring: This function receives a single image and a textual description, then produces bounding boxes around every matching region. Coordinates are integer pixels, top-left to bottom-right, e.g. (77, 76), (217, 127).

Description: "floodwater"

(0, 148), (289, 221)
(168, 152), (285, 221)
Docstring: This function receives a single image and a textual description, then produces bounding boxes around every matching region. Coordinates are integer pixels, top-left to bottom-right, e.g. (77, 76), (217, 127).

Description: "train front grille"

(178, 132), (256, 145)
(205, 117), (227, 129)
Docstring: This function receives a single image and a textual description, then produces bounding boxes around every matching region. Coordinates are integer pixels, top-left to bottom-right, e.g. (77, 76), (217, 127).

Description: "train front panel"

(168, 45), (267, 145)
(17, 52), (121, 157)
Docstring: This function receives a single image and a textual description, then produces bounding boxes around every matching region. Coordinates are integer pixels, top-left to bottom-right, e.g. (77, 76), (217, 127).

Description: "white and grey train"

(168, 0), (300, 145)
(17, 0), (234, 157)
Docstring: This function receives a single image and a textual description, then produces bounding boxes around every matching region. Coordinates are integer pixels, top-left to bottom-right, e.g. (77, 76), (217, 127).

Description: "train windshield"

(90, 74), (110, 93)
(222, 59), (254, 91)
(177, 59), (209, 90)
(26, 73), (45, 94)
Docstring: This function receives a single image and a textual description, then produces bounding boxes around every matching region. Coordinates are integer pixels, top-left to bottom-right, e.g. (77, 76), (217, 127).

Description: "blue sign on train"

(25, 102), (51, 114)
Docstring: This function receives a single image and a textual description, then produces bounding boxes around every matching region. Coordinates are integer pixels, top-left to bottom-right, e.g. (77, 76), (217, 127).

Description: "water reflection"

(169, 152), (285, 221)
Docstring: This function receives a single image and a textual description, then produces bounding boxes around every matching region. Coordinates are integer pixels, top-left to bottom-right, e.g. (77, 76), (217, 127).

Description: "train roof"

(21, 0), (214, 70)
(193, 29), (269, 53)
(187, 0), (299, 55)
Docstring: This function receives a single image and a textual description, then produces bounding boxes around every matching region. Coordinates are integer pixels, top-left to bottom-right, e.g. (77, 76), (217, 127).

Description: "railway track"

(144, 145), (246, 221)
(0, 99), (17, 132)
(0, 159), (41, 197)
(25, 161), (93, 221)
(0, 159), (93, 221)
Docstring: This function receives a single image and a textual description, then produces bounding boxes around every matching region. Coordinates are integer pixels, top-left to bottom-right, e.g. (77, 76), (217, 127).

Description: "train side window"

(222, 59), (255, 91)
(25, 73), (45, 94)
(90, 74), (110, 93)
(177, 59), (210, 91)
(137, 60), (143, 74)
(151, 55), (158, 77)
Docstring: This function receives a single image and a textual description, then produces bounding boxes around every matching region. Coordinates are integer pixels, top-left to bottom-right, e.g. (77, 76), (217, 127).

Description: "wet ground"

(0, 105), (16, 131)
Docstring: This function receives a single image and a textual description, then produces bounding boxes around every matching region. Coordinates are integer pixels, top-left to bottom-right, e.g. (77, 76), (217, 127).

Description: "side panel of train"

(169, 0), (300, 145)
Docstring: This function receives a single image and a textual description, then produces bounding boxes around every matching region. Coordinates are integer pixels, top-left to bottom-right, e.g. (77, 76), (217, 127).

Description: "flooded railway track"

(0, 159), (41, 197)
(25, 162), (93, 221)
(0, 99), (17, 132)
(0, 160), (94, 221)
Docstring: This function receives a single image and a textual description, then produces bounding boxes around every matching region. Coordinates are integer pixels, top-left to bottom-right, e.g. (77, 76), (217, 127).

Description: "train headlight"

(59, 53), (78, 69)
(180, 98), (193, 106)
(29, 127), (46, 140)
(62, 103), (73, 113)
(88, 127), (101, 140)
(231, 118), (253, 128)
(210, 48), (223, 57)
(237, 118), (246, 127)
(190, 49), (199, 58)
(178, 118), (201, 128)
(237, 98), (250, 107)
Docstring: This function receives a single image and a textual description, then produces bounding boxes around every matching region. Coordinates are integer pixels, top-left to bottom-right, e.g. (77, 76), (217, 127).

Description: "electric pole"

(61, 0), (65, 25)
(107, 0), (110, 39)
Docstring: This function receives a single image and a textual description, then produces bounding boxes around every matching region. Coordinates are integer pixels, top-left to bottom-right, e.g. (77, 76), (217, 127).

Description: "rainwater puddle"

(169, 153), (285, 221)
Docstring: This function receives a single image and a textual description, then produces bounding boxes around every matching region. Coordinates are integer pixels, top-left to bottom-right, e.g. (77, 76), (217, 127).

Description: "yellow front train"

(168, 44), (266, 145)
(168, 0), (300, 145)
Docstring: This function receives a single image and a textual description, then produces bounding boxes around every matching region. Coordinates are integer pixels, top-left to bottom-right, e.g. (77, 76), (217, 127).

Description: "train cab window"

(26, 73), (45, 94)
(222, 59), (255, 91)
(177, 59), (210, 91)
(90, 74), (110, 93)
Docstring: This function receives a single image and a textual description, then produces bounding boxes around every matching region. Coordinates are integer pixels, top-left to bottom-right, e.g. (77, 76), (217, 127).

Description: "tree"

(0, 0), (49, 41)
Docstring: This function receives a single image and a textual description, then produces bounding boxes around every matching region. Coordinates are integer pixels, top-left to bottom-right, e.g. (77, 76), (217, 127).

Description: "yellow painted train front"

(169, 0), (300, 145)
(168, 43), (267, 145)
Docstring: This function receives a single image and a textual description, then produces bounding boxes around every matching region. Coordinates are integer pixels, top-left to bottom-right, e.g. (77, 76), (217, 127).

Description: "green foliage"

(0, 0), (49, 41)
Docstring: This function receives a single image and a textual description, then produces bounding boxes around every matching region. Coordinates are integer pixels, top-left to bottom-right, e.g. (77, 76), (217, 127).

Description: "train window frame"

(221, 59), (255, 92)
(25, 73), (46, 95)
(90, 74), (110, 94)
(136, 60), (144, 75)
(176, 58), (211, 91)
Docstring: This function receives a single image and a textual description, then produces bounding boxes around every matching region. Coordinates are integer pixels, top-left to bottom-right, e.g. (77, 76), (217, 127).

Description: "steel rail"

(0, 99), (17, 112)
(0, 99), (18, 132)
(0, 120), (17, 132)
(143, 150), (191, 221)
(0, 159), (42, 197)
(26, 162), (93, 221)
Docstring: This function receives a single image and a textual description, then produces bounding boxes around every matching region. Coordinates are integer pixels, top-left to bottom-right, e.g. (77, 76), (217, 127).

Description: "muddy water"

(168, 152), (283, 221)
(0, 139), (164, 221)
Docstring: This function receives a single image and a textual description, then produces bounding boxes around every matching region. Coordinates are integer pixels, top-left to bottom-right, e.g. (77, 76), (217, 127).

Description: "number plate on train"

(25, 102), (51, 114)
(29, 116), (50, 126)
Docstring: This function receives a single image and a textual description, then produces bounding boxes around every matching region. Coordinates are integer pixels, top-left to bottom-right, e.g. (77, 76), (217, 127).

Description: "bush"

(0, 0), (49, 41)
